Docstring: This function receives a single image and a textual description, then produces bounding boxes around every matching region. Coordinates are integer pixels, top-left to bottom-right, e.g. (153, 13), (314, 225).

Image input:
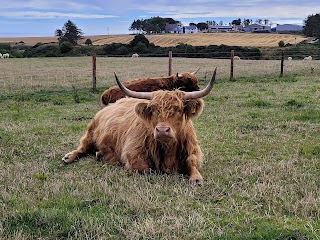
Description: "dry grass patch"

(0, 33), (307, 47)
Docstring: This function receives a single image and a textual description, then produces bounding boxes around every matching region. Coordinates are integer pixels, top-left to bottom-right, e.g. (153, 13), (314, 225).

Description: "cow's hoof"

(95, 151), (104, 162)
(189, 175), (203, 186)
(62, 152), (76, 164)
(190, 179), (203, 186)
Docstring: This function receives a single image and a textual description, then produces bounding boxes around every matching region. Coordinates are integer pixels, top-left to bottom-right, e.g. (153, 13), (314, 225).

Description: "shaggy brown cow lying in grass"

(100, 69), (200, 106)
(63, 68), (216, 185)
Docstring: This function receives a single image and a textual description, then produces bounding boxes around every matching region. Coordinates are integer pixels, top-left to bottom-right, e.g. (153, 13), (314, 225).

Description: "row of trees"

(129, 17), (180, 34)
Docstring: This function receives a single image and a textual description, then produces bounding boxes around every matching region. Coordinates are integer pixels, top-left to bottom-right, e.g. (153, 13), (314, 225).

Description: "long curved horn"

(114, 73), (153, 100)
(191, 68), (200, 75)
(184, 67), (217, 100)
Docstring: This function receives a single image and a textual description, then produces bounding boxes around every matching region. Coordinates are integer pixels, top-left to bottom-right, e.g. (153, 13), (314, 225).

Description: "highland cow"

(63, 68), (217, 185)
(100, 69), (200, 106)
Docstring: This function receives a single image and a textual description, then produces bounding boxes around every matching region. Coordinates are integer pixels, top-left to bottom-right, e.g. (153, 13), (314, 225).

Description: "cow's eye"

(174, 107), (183, 114)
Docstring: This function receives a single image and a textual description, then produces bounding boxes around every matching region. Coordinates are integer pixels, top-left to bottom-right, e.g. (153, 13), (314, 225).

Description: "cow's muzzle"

(155, 125), (173, 139)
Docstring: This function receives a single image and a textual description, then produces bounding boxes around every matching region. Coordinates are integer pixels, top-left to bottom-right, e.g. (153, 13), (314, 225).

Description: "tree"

(206, 20), (216, 26)
(303, 13), (320, 39)
(55, 20), (83, 45)
(232, 18), (241, 25)
(243, 19), (251, 26)
(189, 22), (197, 26)
(129, 19), (144, 33)
(85, 38), (93, 46)
(129, 17), (180, 34)
(197, 22), (208, 31)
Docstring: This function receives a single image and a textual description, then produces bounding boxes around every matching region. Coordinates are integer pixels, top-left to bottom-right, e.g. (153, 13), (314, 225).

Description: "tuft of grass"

(247, 111), (260, 119)
(300, 145), (320, 159)
(237, 75), (299, 83)
(284, 99), (304, 108)
(293, 109), (320, 122)
(72, 85), (80, 103)
(246, 99), (273, 108)
(3, 210), (75, 238)
(33, 173), (48, 181)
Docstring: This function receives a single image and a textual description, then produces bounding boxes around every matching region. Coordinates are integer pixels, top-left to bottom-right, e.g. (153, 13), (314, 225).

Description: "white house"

(183, 25), (198, 34)
(244, 23), (271, 33)
(165, 23), (183, 34)
(165, 23), (198, 34)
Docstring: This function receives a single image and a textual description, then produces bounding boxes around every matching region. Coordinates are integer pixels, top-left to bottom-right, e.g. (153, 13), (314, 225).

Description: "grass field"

(0, 33), (307, 47)
(0, 57), (319, 239)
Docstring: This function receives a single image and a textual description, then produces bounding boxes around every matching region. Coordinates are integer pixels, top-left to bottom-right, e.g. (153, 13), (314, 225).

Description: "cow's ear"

(184, 99), (204, 119)
(135, 102), (152, 121)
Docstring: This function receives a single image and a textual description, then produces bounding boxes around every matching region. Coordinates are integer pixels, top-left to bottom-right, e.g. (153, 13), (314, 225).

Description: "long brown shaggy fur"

(100, 72), (200, 106)
(63, 90), (205, 184)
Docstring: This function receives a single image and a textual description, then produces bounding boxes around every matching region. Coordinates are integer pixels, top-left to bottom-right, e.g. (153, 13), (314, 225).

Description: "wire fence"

(0, 52), (319, 94)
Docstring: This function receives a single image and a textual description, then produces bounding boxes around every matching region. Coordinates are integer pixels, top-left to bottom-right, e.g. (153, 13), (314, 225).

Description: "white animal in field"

(303, 56), (312, 61)
(288, 57), (292, 61)
(2, 53), (9, 58)
(131, 53), (139, 58)
(234, 56), (240, 60)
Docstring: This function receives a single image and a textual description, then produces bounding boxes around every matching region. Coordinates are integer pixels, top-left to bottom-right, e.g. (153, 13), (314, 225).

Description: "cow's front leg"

(122, 151), (151, 173)
(186, 154), (203, 185)
(63, 119), (96, 164)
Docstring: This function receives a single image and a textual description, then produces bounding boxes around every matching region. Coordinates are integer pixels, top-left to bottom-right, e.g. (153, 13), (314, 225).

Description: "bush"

(130, 34), (149, 48)
(23, 44), (60, 57)
(60, 42), (73, 54)
(278, 40), (285, 47)
(133, 42), (147, 53)
(0, 43), (11, 50)
(116, 46), (129, 55)
(33, 42), (44, 48)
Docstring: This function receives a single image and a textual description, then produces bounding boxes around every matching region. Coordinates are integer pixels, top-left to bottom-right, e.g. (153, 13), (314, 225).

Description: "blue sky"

(0, 0), (319, 37)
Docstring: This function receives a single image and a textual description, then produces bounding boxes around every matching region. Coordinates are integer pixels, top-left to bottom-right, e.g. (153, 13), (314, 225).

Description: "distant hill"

(0, 33), (306, 47)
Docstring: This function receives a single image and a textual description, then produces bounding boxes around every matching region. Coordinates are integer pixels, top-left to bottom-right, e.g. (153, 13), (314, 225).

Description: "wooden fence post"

(92, 53), (97, 92)
(280, 49), (284, 77)
(168, 51), (172, 76)
(230, 49), (234, 81)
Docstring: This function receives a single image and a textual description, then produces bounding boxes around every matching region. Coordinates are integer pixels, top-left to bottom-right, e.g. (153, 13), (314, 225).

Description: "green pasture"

(0, 57), (319, 239)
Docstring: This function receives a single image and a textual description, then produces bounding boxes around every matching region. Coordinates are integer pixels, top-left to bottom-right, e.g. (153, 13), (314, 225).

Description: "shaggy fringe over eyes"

(150, 90), (185, 119)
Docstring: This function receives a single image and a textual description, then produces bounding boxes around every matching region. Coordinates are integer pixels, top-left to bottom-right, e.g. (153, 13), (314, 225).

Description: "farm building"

(183, 25), (198, 34)
(165, 23), (183, 34)
(165, 23), (198, 34)
(276, 24), (303, 33)
(244, 23), (271, 33)
(207, 25), (233, 32)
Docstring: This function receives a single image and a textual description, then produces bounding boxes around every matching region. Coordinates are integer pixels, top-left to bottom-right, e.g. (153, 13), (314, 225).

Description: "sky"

(0, 0), (319, 37)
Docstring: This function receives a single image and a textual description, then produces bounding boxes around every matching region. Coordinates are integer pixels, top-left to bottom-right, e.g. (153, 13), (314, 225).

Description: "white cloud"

(1, 0), (102, 11)
(0, 11), (118, 19)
